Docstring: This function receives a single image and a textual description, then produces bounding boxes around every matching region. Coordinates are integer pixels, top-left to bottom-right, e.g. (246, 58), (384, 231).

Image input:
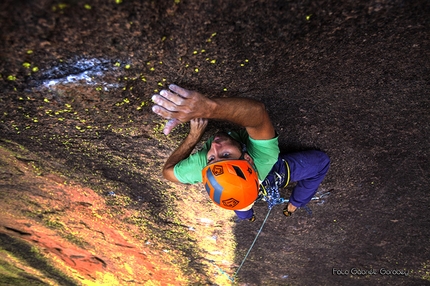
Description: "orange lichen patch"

(0, 143), (188, 285)
(1, 216), (106, 277)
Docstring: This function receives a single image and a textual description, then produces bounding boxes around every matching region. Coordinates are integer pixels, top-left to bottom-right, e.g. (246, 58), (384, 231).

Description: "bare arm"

(152, 84), (275, 140)
(210, 97), (275, 140)
(162, 118), (208, 182)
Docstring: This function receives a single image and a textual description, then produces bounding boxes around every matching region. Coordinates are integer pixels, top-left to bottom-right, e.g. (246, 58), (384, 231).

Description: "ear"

(243, 153), (254, 166)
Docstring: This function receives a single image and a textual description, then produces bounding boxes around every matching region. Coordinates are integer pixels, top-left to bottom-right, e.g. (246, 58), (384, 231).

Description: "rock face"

(0, 142), (188, 285)
(0, 0), (429, 285)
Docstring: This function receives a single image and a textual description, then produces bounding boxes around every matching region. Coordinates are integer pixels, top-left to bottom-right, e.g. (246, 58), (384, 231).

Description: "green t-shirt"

(173, 130), (280, 184)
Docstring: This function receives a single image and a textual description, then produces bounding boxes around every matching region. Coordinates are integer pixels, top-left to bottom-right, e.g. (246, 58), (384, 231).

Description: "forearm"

(152, 84), (275, 139)
(208, 97), (274, 140)
(163, 134), (201, 175)
(162, 118), (208, 182)
(209, 97), (267, 127)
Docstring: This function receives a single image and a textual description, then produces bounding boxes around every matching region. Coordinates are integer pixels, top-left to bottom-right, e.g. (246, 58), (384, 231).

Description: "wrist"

(187, 132), (205, 146)
(204, 98), (218, 119)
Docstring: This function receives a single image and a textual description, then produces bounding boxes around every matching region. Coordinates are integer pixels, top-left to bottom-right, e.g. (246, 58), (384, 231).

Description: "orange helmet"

(202, 160), (260, 210)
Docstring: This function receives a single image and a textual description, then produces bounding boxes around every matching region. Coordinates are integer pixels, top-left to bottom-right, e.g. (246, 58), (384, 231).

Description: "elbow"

(162, 169), (171, 181)
(251, 101), (269, 119)
(162, 167), (180, 183)
(162, 169), (168, 180)
(162, 168), (171, 180)
(256, 101), (271, 124)
(258, 101), (269, 114)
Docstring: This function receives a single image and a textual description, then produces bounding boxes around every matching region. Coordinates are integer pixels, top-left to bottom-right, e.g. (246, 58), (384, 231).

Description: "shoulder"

(227, 129), (249, 144)
(246, 133), (280, 180)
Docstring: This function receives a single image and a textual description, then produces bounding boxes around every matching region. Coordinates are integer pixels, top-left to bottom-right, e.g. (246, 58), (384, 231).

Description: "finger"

(190, 118), (201, 127)
(195, 118), (208, 126)
(190, 118), (208, 130)
(163, 118), (181, 135)
(152, 93), (179, 110)
(159, 89), (186, 105)
(152, 104), (174, 119)
(169, 84), (192, 98)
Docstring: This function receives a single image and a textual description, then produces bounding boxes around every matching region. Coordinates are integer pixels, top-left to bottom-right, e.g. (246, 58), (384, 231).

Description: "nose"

(211, 140), (223, 149)
(209, 142), (222, 160)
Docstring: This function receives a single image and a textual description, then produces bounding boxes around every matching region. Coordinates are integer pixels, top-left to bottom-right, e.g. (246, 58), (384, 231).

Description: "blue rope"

(209, 260), (235, 282)
(233, 206), (273, 281)
(212, 187), (330, 282)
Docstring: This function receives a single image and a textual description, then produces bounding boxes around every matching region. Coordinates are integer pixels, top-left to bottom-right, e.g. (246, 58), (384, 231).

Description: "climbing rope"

(232, 206), (273, 281)
(232, 176), (287, 281)
(214, 185), (331, 282)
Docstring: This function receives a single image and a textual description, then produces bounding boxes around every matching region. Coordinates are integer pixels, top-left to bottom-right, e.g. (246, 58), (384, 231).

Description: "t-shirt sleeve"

(246, 135), (280, 180)
(231, 129), (280, 180)
(173, 142), (210, 184)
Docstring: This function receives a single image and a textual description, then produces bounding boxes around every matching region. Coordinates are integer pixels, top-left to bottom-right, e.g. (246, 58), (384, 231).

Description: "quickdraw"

(259, 171), (287, 209)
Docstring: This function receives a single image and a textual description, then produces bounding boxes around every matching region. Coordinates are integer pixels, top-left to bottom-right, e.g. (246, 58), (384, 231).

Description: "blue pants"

(235, 150), (330, 219)
(282, 150), (330, 207)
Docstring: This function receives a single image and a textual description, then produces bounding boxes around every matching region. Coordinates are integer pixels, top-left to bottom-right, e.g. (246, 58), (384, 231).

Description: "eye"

(207, 155), (215, 164)
(222, 152), (230, 158)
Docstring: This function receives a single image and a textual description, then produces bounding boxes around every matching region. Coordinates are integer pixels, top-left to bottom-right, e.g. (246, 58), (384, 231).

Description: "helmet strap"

(239, 143), (248, 160)
(239, 151), (258, 176)
(241, 143), (248, 153)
